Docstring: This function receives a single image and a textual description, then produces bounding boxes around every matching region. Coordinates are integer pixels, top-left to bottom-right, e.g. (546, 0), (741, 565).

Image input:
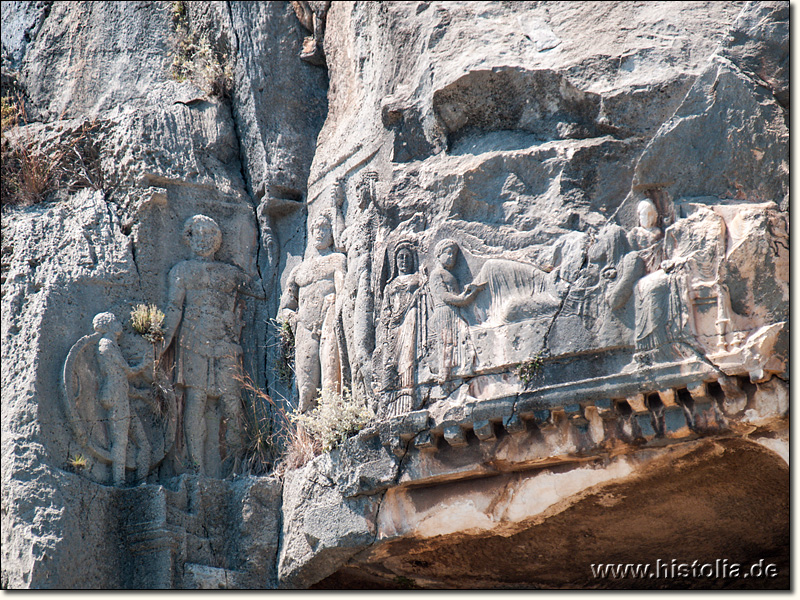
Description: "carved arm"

(160, 267), (186, 353)
(278, 267), (300, 330)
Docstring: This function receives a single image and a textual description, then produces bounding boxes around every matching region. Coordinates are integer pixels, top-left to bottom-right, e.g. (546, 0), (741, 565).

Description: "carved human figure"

(161, 215), (252, 475)
(338, 173), (380, 405)
(279, 214), (347, 412)
(429, 239), (485, 384)
(624, 201), (686, 364)
(628, 199), (664, 272)
(379, 241), (424, 416)
(589, 224), (635, 345)
(61, 312), (152, 486)
(93, 312), (151, 485)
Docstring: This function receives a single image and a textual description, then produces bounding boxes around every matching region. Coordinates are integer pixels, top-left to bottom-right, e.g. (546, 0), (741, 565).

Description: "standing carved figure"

(161, 215), (252, 476)
(429, 239), (485, 384)
(379, 241), (424, 417)
(279, 214), (347, 412)
(61, 312), (151, 486)
(94, 313), (151, 485)
(339, 173), (380, 406)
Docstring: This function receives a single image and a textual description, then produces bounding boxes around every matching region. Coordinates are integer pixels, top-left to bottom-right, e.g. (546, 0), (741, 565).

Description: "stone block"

(593, 398), (613, 411)
(663, 406), (689, 437)
(472, 420), (497, 442)
(502, 414), (526, 435)
(443, 425), (468, 448)
(398, 410), (431, 440)
(472, 397), (515, 422)
(414, 430), (436, 450)
(636, 413), (656, 439)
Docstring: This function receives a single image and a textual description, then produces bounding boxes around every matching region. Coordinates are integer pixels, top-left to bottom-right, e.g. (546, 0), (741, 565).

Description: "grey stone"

(442, 425), (468, 448)
(472, 420), (496, 442)
(278, 458), (379, 589)
(502, 413), (526, 435)
(413, 430), (437, 450)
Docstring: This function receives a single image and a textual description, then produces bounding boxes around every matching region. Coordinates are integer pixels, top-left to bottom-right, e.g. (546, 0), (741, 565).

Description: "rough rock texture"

(1, 0), (789, 590)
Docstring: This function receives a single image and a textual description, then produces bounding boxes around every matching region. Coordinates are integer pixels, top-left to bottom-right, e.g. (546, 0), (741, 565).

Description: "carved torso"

(292, 253), (346, 328)
(96, 337), (130, 417)
(170, 259), (247, 357)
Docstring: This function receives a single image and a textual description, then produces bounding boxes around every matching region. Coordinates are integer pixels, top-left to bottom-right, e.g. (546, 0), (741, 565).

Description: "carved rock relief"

(61, 214), (260, 483)
(279, 214), (347, 413)
(363, 194), (787, 418)
(61, 312), (165, 486)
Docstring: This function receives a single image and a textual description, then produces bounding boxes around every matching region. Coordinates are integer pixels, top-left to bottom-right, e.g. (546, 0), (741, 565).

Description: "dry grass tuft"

(1, 97), (112, 208)
(130, 303), (165, 344)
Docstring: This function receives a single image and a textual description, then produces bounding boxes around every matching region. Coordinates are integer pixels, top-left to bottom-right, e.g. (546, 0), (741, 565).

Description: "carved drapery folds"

(376, 240), (425, 418)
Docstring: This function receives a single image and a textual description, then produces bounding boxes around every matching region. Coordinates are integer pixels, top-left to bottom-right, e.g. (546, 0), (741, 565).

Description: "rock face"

(1, 1), (788, 590)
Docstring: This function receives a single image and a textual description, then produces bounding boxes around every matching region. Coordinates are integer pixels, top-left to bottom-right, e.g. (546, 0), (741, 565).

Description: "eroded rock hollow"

(1, 1), (788, 590)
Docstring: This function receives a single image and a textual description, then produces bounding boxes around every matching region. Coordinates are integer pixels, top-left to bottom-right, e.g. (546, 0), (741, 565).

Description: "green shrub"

(517, 350), (548, 387)
(290, 387), (374, 454)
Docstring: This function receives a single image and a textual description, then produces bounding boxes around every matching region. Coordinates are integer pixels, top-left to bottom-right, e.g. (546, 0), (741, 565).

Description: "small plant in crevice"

(1, 97), (19, 133)
(234, 368), (282, 476)
(169, 1), (233, 98)
(279, 422), (321, 474)
(2, 97), (113, 208)
(130, 303), (165, 344)
(148, 359), (176, 421)
(131, 303), (173, 419)
(66, 453), (88, 473)
(517, 349), (548, 388)
(272, 317), (295, 385)
(290, 387), (374, 455)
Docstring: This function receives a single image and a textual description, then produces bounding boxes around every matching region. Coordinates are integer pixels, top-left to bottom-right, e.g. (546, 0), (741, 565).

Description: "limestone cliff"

(1, 1), (788, 589)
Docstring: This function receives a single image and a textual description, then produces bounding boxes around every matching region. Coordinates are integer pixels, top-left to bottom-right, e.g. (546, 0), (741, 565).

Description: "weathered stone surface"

(320, 437), (788, 589)
(278, 455), (380, 589)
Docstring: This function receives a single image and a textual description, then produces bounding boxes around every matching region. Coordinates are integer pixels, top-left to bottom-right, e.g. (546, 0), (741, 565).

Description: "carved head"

(637, 200), (659, 229)
(358, 171), (379, 209)
(394, 242), (417, 276)
(434, 238), (459, 270)
(311, 215), (333, 250)
(183, 215), (222, 258)
(93, 312), (122, 337)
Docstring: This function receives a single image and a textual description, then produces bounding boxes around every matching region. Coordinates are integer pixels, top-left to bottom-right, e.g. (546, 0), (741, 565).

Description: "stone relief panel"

(61, 312), (166, 486)
(348, 196), (787, 418)
(160, 215), (257, 477)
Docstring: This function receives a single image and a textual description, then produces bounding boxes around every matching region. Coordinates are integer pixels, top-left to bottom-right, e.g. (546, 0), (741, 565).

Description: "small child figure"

(93, 312), (150, 486)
